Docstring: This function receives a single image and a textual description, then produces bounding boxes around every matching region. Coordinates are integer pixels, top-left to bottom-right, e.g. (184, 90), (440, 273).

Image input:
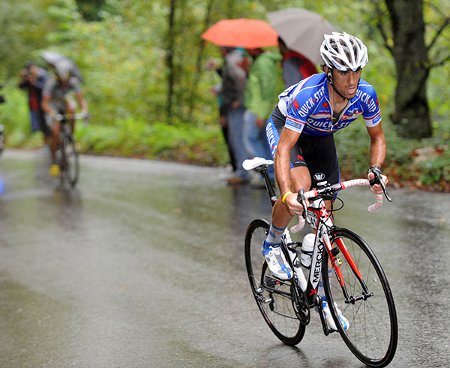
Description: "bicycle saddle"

(242, 157), (274, 171)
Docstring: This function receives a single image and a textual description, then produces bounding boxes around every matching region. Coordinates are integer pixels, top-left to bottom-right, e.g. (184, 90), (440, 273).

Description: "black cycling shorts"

(266, 106), (340, 189)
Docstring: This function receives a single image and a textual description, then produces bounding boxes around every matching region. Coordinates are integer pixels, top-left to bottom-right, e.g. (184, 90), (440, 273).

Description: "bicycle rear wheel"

(244, 219), (305, 346)
(322, 228), (398, 367)
(60, 134), (79, 188)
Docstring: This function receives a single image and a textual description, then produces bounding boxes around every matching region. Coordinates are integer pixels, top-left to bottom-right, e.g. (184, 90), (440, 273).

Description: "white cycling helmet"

(320, 32), (368, 71)
(54, 60), (72, 82)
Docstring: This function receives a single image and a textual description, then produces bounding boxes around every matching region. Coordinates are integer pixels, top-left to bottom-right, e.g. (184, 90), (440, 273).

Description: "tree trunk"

(385, 0), (432, 138)
(187, 0), (214, 122)
(166, 0), (176, 124)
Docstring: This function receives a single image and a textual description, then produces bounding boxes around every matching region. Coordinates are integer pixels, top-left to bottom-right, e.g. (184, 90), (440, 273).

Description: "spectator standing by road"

(18, 63), (50, 141)
(206, 56), (237, 172)
(220, 47), (250, 185)
(243, 48), (283, 183)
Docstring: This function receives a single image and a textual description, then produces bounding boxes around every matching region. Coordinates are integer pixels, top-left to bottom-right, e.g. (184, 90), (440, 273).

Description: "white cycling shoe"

(322, 299), (350, 331)
(262, 241), (293, 280)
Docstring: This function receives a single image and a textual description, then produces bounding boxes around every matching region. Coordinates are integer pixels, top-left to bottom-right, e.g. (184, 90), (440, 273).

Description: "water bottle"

(301, 233), (315, 268)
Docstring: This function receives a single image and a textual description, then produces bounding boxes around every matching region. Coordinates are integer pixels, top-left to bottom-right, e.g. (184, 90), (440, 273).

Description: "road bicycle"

(54, 113), (86, 188)
(243, 157), (398, 367)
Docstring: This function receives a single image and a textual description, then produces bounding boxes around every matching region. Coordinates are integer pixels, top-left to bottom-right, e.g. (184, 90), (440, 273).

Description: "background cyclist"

(42, 60), (88, 177)
(262, 32), (388, 330)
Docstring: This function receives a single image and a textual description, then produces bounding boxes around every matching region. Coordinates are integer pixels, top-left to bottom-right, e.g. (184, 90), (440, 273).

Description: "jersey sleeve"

(284, 91), (314, 134)
(360, 84), (382, 127)
(70, 77), (81, 93)
(42, 79), (55, 97)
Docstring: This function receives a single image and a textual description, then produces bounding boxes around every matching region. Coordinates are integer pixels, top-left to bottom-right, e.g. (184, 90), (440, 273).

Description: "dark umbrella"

(268, 8), (334, 65)
(41, 51), (83, 82)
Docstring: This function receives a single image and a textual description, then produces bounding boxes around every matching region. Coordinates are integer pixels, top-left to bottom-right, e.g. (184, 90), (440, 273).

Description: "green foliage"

(75, 0), (107, 21)
(335, 117), (449, 189)
(0, 84), (40, 147)
(417, 151), (450, 186)
(0, 0), (448, 190)
(75, 119), (228, 165)
(0, 0), (57, 79)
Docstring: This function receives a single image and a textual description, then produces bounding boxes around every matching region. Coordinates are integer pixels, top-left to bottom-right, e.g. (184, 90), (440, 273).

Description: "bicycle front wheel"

(244, 219), (305, 346)
(323, 228), (398, 367)
(61, 134), (79, 188)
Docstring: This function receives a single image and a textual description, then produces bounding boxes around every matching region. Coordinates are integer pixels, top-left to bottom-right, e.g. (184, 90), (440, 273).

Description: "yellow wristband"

(281, 191), (293, 204)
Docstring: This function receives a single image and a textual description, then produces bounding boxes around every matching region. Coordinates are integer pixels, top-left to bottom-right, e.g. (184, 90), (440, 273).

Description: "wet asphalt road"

(0, 149), (449, 368)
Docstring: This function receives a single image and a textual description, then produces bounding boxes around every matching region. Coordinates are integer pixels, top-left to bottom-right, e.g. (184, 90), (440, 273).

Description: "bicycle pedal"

(264, 276), (279, 288)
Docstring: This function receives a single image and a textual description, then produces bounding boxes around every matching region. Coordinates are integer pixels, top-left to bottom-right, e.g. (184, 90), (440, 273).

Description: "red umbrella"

(201, 18), (278, 48)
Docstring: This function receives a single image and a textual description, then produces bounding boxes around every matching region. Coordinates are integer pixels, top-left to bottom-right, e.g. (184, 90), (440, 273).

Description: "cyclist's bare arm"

(75, 90), (88, 115)
(367, 124), (387, 194)
(367, 124), (386, 168)
(274, 128), (305, 214)
(41, 95), (56, 117)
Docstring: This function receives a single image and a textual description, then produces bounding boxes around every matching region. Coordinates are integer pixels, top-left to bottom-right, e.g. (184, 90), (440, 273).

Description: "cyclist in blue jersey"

(262, 32), (388, 330)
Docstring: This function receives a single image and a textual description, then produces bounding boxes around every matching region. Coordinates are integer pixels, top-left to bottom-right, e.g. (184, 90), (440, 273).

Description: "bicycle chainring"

(291, 281), (310, 325)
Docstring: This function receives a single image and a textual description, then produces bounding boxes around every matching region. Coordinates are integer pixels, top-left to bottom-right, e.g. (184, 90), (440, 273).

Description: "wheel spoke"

(244, 219), (305, 346)
(323, 228), (398, 367)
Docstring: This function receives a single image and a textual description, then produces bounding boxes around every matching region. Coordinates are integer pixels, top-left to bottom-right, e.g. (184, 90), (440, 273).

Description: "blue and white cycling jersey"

(277, 74), (382, 136)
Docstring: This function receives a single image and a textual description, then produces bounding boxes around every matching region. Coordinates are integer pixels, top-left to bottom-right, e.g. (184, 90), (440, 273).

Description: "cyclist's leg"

(266, 116), (312, 235)
(263, 116), (311, 279)
(39, 109), (51, 145)
(65, 96), (77, 134)
(270, 165), (310, 229)
(299, 134), (339, 189)
(46, 101), (63, 156)
(45, 106), (61, 176)
(296, 134), (348, 329)
(49, 123), (61, 176)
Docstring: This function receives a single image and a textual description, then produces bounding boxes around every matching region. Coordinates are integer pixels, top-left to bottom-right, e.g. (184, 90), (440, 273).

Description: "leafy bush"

(334, 116), (449, 190)
(417, 150), (450, 186)
(0, 83), (44, 148)
(75, 118), (228, 166)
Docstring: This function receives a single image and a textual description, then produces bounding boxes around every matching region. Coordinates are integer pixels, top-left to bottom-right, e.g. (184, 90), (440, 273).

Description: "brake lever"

(370, 171), (392, 203)
(379, 178), (392, 202)
(297, 189), (309, 223)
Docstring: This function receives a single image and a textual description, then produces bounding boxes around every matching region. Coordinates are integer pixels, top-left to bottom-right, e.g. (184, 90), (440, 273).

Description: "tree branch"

(371, 0), (394, 55)
(187, 0), (215, 120)
(428, 53), (450, 70)
(376, 19), (394, 55)
(426, 16), (450, 53)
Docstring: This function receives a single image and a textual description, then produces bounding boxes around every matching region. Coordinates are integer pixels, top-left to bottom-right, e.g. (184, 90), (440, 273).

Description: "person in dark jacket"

(219, 47), (250, 185)
(18, 63), (50, 140)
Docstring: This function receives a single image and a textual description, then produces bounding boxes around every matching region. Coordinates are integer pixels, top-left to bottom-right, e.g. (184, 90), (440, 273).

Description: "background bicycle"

(54, 112), (87, 188)
(244, 157), (398, 367)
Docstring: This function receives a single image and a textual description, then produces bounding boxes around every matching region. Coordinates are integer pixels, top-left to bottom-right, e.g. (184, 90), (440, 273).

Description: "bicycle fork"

(325, 232), (373, 305)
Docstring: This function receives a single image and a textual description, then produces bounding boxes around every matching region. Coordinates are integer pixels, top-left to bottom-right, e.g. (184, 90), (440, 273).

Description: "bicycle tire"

(244, 219), (305, 346)
(322, 227), (398, 367)
(60, 134), (79, 188)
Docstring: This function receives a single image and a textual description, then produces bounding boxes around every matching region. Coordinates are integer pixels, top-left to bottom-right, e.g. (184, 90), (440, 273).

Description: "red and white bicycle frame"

(285, 179), (382, 297)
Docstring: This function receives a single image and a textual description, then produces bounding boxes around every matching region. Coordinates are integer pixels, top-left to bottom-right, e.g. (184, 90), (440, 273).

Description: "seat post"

(256, 165), (277, 205)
